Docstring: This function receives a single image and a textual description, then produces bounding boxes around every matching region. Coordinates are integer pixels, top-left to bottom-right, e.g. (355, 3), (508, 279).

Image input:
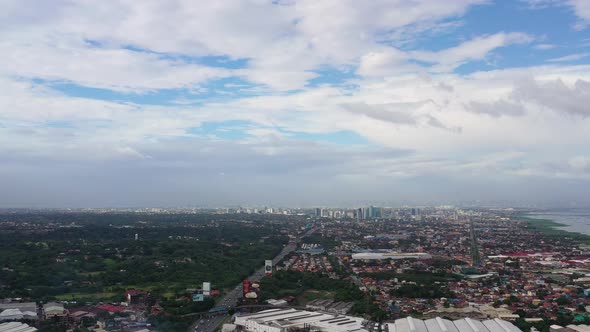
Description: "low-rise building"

(0, 309), (37, 321)
(0, 322), (37, 332)
(234, 308), (368, 332)
(385, 317), (522, 332)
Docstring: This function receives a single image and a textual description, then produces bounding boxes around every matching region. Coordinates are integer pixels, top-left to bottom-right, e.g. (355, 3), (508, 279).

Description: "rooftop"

(386, 317), (522, 332)
(234, 308), (368, 332)
(0, 322), (37, 332)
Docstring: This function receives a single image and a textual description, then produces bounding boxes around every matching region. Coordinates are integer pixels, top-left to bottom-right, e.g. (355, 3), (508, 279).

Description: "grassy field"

(54, 282), (185, 302)
(55, 292), (118, 301)
(123, 284), (184, 299)
(78, 271), (104, 276)
(296, 289), (334, 306)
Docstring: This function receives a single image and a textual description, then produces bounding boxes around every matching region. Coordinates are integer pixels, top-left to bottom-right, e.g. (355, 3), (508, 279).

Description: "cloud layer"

(1, 0), (590, 207)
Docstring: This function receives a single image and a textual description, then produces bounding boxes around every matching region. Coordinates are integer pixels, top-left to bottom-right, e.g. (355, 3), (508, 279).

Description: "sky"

(1, 0), (590, 208)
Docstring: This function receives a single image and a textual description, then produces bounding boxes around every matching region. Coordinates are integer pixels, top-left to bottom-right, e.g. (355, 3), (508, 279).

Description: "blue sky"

(50, 2), (590, 101)
(1, 0), (590, 207)
(42, 1), (589, 106)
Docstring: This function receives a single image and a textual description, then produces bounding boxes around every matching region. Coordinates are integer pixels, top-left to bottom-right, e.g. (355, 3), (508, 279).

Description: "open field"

(296, 289), (335, 306)
(55, 292), (118, 301)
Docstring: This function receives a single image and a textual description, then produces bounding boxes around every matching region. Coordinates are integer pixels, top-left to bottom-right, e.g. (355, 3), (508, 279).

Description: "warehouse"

(233, 311), (523, 332)
(0, 322), (37, 332)
(0, 304), (36, 315)
(0, 309), (37, 321)
(385, 317), (522, 332)
(352, 252), (432, 260)
(233, 308), (368, 332)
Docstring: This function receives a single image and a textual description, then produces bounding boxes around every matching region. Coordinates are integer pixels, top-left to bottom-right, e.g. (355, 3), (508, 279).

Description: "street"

(192, 227), (315, 332)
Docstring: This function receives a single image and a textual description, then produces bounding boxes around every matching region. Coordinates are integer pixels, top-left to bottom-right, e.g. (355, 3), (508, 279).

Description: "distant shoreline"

(518, 213), (590, 244)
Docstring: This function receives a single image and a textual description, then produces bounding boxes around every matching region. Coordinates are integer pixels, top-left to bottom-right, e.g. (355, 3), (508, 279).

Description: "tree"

(556, 296), (571, 306)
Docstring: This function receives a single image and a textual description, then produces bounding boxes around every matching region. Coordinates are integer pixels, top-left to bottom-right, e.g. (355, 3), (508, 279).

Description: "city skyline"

(2, 1), (590, 207)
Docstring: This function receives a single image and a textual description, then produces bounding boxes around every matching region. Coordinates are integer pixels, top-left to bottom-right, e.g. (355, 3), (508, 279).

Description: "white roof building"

(351, 252), (432, 260)
(385, 317), (522, 332)
(0, 309), (35, 322)
(233, 308), (369, 332)
(565, 325), (590, 332)
(0, 310), (23, 321)
(0, 304), (36, 314)
(221, 324), (238, 332)
(266, 299), (288, 306)
(42, 303), (65, 317)
(0, 322), (37, 332)
(234, 310), (522, 332)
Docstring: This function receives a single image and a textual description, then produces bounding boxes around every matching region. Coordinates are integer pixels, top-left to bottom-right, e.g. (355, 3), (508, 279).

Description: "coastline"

(517, 214), (590, 244)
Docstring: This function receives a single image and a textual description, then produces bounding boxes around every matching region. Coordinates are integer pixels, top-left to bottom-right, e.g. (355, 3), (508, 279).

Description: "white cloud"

(357, 48), (409, 77)
(3, 57), (590, 178)
(0, 0), (489, 91)
(520, 0), (562, 9)
(356, 32), (533, 77)
(412, 32), (533, 72)
(6, 45), (229, 92)
(1, 0), (590, 206)
(521, 0), (590, 30)
(569, 0), (590, 23)
(534, 43), (557, 50)
(547, 52), (590, 62)
(467, 100), (526, 117)
(569, 156), (590, 172)
(512, 77), (590, 116)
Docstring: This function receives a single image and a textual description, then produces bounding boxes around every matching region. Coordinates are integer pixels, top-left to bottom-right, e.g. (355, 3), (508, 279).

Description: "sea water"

(527, 209), (590, 236)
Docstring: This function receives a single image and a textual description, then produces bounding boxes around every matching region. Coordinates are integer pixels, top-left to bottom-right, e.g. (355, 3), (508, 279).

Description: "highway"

(192, 228), (315, 332)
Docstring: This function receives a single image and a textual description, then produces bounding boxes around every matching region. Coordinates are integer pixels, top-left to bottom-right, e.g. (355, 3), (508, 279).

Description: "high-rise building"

(368, 206), (374, 219)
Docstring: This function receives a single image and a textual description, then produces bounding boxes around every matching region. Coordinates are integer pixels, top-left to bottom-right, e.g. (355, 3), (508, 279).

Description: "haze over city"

(2, 1), (590, 207)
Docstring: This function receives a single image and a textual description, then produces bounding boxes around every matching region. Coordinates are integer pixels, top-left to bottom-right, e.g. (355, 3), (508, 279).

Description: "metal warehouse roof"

(0, 304), (36, 313)
(0, 322), (37, 332)
(385, 317), (522, 332)
(235, 309), (522, 332)
(234, 308), (368, 332)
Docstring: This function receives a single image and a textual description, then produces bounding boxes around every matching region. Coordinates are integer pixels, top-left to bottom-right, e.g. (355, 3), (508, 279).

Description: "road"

(192, 227), (315, 332)
(192, 315), (227, 332)
(469, 218), (481, 266)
